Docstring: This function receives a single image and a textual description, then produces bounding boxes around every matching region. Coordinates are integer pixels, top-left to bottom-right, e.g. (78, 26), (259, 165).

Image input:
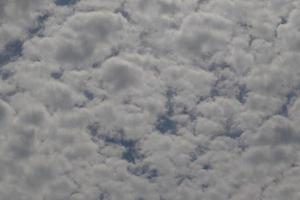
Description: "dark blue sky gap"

(104, 137), (141, 163)
(127, 165), (159, 181)
(86, 124), (141, 163)
(29, 14), (49, 35)
(278, 91), (297, 117)
(155, 88), (177, 134)
(0, 40), (23, 66)
(55, 0), (79, 6)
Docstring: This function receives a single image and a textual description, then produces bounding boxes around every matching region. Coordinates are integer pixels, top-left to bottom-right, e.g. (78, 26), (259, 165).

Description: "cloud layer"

(1, 0), (300, 200)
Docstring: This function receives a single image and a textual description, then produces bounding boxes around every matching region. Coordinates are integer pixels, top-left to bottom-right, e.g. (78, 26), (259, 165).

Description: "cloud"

(0, 0), (51, 50)
(251, 116), (300, 146)
(23, 10), (125, 68)
(175, 12), (233, 60)
(100, 57), (143, 93)
(0, 99), (14, 127)
(1, 0), (300, 199)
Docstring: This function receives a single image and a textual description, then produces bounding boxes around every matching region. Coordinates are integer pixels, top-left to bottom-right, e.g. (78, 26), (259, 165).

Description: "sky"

(0, 0), (300, 199)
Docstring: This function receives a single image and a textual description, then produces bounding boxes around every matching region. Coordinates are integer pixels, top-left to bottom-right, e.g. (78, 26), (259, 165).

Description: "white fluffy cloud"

(176, 12), (233, 59)
(1, 0), (300, 199)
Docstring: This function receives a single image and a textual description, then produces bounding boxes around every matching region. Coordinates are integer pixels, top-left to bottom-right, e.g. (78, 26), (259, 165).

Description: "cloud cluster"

(1, 0), (300, 200)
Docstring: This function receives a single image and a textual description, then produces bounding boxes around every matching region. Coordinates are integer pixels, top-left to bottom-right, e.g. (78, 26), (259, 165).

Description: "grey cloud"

(176, 12), (233, 60)
(1, 0), (300, 199)
(0, 0), (50, 50)
(252, 116), (300, 146)
(23, 10), (125, 67)
(0, 99), (14, 126)
(100, 57), (142, 93)
(17, 105), (48, 127)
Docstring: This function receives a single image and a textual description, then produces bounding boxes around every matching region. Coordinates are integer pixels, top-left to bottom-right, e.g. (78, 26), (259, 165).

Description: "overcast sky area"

(1, 0), (300, 199)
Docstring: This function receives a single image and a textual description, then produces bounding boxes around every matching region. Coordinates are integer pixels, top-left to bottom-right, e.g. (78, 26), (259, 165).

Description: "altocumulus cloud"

(1, 0), (300, 200)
